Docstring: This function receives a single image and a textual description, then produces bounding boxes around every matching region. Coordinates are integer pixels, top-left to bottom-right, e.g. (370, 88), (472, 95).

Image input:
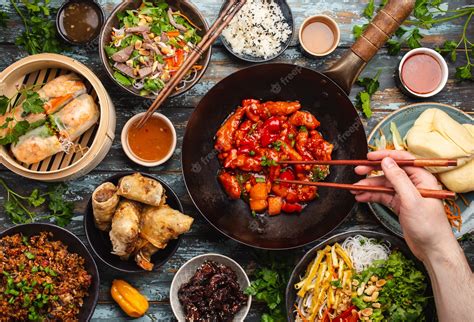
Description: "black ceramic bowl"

(56, 0), (105, 45)
(219, 0), (294, 63)
(84, 172), (182, 273)
(0, 223), (100, 321)
(285, 230), (436, 321)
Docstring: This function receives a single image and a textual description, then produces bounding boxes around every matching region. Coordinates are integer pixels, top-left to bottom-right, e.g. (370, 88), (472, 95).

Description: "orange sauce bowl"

(298, 15), (340, 57)
(121, 112), (177, 167)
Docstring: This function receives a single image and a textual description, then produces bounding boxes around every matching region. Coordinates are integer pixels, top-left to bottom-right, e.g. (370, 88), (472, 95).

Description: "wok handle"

(324, 0), (415, 95)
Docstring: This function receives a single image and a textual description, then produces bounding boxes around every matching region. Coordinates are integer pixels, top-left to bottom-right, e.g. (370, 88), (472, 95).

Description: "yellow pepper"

(111, 279), (149, 318)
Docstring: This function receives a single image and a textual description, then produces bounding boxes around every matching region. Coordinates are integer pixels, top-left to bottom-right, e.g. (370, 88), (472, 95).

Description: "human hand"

(351, 150), (455, 262)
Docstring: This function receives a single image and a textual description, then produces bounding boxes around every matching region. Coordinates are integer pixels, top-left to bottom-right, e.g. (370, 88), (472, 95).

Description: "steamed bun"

(406, 108), (474, 193)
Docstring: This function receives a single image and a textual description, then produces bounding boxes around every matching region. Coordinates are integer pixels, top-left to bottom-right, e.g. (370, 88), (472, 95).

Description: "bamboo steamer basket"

(0, 54), (116, 182)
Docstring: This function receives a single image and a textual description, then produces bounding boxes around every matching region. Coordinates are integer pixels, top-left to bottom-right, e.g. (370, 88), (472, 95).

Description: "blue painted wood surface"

(0, 0), (472, 320)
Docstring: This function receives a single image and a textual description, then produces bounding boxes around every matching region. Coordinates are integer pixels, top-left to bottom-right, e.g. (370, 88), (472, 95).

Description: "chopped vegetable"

(389, 122), (406, 151)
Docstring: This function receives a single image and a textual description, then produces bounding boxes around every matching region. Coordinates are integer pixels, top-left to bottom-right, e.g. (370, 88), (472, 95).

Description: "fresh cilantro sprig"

(353, 0), (474, 81)
(355, 70), (382, 118)
(9, 0), (64, 54)
(0, 86), (46, 145)
(0, 179), (74, 227)
(245, 254), (293, 322)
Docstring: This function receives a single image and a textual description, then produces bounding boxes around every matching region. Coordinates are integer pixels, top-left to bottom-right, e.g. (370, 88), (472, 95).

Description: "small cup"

(56, 0), (104, 45)
(299, 15), (340, 57)
(121, 112), (177, 167)
(397, 48), (448, 98)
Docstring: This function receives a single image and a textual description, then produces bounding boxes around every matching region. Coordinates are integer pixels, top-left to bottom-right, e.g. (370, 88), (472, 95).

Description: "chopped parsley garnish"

(272, 141), (282, 151)
(24, 251), (35, 260)
(261, 156), (277, 167)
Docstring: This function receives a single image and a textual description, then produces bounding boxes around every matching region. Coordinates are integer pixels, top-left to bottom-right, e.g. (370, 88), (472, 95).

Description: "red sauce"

(401, 53), (442, 94)
(127, 116), (173, 162)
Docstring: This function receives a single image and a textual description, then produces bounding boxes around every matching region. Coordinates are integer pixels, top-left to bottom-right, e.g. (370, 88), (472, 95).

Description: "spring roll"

(50, 94), (99, 140)
(133, 205), (193, 270)
(11, 94), (99, 164)
(0, 74), (86, 138)
(117, 173), (165, 206)
(10, 126), (62, 164)
(110, 200), (142, 260)
(92, 182), (120, 231)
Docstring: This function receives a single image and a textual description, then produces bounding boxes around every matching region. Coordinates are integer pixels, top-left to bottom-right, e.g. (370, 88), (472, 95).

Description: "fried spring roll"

(110, 200), (142, 260)
(117, 173), (165, 207)
(92, 182), (120, 231)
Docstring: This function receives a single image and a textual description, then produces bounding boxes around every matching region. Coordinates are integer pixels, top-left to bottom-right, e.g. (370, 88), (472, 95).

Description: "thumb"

(381, 157), (420, 203)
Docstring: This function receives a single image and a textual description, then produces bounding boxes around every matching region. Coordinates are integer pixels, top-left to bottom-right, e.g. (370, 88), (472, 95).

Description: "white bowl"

(121, 112), (177, 167)
(170, 253), (252, 321)
(398, 48), (448, 98)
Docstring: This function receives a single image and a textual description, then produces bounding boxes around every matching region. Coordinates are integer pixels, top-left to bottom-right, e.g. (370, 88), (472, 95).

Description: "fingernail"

(382, 157), (396, 169)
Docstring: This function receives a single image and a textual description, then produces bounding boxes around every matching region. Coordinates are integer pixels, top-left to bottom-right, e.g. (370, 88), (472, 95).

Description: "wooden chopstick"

(136, 0), (247, 128)
(277, 159), (458, 167)
(275, 179), (456, 200)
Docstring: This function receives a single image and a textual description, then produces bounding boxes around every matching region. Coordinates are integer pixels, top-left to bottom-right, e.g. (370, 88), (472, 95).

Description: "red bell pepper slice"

(281, 202), (303, 213)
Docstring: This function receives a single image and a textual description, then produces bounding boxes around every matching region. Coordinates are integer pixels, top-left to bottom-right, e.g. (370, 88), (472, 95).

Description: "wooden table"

(0, 0), (473, 320)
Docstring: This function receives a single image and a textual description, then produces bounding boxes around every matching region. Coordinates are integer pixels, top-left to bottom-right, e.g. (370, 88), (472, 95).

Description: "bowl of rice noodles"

(285, 230), (436, 322)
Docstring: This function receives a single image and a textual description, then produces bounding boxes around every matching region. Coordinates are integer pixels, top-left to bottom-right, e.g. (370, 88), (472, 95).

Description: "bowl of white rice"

(220, 0), (294, 62)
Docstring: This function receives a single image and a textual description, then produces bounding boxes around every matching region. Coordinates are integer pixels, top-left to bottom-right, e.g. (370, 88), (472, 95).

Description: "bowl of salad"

(99, 0), (211, 98)
(286, 231), (436, 321)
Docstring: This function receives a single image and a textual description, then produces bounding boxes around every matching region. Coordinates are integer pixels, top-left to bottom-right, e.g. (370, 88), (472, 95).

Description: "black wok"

(182, 0), (415, 249)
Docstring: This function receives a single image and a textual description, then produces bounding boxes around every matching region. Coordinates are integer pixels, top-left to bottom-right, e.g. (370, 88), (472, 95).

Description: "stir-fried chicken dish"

(215, 99), (333, 216)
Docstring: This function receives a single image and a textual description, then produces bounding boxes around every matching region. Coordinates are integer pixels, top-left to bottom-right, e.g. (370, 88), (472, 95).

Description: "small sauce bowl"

(398, 48), (448, 98)
(121, 112), (177, 167)
(299, 15), (340, 57)
(56, 0), (104, 45)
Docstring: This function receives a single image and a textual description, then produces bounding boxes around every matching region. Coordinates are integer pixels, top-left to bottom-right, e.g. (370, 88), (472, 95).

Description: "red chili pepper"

(279, 169), (295, 187)
(238, 143), (257, 154)
(260, 117), (281, 146)
(333, 306), (357, 322)
(175, 49), (185, 67)
(281, 202), (303, 213)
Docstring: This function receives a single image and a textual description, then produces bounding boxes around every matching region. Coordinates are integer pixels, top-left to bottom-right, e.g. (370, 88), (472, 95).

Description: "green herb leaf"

(24, 251), (35, 260)
(358, 91), (372, 118)
(27, 189), (46, 207)
(455, 65), (472, 81)
(0, 95), (9, 115)
(47, 184), (74, 227)
(261, 156), (277, 167)
(22, 90), (45, 115)
(406, 28), (423, 49)
(363, 0), (375, 18)
(352, 24), (366, 39)
(255, 177), (266, 183)
(387, 39), (402, 55)
(330, 279), (342, 288)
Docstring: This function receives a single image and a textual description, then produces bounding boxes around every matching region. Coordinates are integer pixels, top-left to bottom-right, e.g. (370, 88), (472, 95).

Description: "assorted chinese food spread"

(0, 232), (92, 321)
(178, 260), (248, 321)
(215, 99), (333, 216)
(1, 0), (473, 320)
(104, 0), (203, 96)
(294, 235), (428, 322)
(91, 173), (193, 271)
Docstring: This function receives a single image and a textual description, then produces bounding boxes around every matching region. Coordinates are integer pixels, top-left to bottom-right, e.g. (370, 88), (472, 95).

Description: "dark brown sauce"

(401, 53), (442, 94)
(59, 1), (101, 43)
(301, 21), (335, 54)
(127, 116), (174, 162)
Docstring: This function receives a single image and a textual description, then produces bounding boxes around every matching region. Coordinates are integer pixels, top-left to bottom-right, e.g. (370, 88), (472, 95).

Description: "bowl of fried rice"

(0, 223), (99, 321)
